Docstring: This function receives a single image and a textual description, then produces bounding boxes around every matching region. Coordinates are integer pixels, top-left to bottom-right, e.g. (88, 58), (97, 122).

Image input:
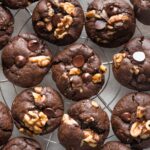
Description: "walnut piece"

(92, 73), (102, 83)
(23, 110), (48, 134)
(136, 106), (145, 119)
(108, 14), (129, 25)
(81, 129), (100, 148)
(62, 114), (79, 126)
(91, 101), (99, 108)
(60, 2), (75, 15)
(113, 53), (126, 68)
(86, 10), (101, 18)
(54, 15), (73, 39)
(130, 65), (140, 75)
(29, 56), (51, 67)
(99, 65), (107, 73)
(69, 68), (81, 75)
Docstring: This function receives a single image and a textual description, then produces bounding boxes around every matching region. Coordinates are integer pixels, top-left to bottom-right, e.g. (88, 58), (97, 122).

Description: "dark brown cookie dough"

(2, 137), (41, 150)
(32, 0), (84, 46)
(2, 33), (52, 88)
(0, 102), (13, 146)
(52, 44), (106, 101)
(112, 92), (150, 149)
(85, 0), (136, 48)
(101, 141), (131, 150)
(113, 36), (150, 91)
(11, 86), (64, 135)
(0, 5), (14, 50)
(58, 99), (110, 150)
(131, 0), (150, 25)
(2, 0), (38, 9)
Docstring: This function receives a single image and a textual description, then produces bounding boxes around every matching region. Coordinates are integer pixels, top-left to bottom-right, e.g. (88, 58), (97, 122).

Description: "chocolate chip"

(72, 55), (85, 68)
(82, 73), (92, 82)
(43, 108), (55, 119)
(70, 76), (83, 88)
(121, 112), (131, 123)
(95, 20), (106, 30)
(15, 55), (27, 68)
(52, 14), (62, 27)
(28, 40), (40, 51)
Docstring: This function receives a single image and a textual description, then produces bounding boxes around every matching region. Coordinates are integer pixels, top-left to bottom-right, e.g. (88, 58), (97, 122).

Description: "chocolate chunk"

(121, 112), (131, 123)
(73, 55), (85, 68)
(28, 40), (40, 51)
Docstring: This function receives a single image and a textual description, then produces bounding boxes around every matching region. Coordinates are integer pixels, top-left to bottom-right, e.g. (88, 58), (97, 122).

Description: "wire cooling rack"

(1, 0), (150, 149)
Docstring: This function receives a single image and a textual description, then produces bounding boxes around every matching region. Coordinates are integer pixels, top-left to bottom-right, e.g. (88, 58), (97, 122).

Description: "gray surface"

(0, 0), (150, 149)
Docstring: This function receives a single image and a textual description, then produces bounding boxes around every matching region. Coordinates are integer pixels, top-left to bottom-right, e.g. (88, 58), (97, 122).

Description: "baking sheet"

(0, 0), (150, 149)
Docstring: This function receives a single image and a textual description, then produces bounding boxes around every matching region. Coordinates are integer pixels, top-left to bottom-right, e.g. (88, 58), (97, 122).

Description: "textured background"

(0, 0), (150, 149)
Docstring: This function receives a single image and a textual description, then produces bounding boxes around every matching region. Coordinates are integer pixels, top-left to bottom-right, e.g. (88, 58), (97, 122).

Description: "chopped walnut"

(81, 129), (100, 148)
(62, 114), (79, 126)
(130, 65), (140, 75)
(136, 106), (145, 118)
(60, 2), (75, 15)
(54, 15), (73, 39)
(86, 10), (101, 19)
(108, 14), (129, 25)
(23, 110), (48, 134)
(99, 65), (107, 73)
(92, 73), (102, 83)
(113, 53), (126, 68)
(91, 101), (99, 108)
(29, 56), (51, 67)
(69, 68), (81, 75)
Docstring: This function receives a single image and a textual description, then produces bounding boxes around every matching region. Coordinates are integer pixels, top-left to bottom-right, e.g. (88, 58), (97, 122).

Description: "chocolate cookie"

(112, 36), (150, 91)
(2, 137), (41, 150)
(2, 33), (52, 88)
(2, 0), (38, 9)
(131, 0), (150, 25)
(112, 92), (150, 149)
(0, 5), (14, 50)
(58, 99), (110, 150)
(11, 86), (64, 135)
(32, 0), (84, 46)
(0, 102), (13, 146)
(85, 0), (136, 48)
(102, 141), (131, 150)
(52, 44), (106, 101)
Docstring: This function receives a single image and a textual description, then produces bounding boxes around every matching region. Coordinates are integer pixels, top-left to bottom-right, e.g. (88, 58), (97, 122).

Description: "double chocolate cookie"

(2, 0), (38, 9)
(52, 44), (106, 101)
(131, 0), (150, 25)
(58, 100), (110, 150)
(85, 0), (136, 48)
(112, 92), (150, 149)
(113, 37), (150, 91)
(2, 33), (52, 88)
(32, 0), (84, 46)
(102, 141), (131, 150)
(0, 102), (13, 146)
(2, 137), (41, 150)
(11, 86), (64, 135)
(0, 5), (14, 50)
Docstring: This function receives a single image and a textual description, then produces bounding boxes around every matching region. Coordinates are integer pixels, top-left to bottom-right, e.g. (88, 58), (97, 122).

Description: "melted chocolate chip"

(28, 40), (40, 51)
(121, 112), (131, 123)
(15, 55), (27, 68)
(70, 76), (83, 88)
(72, 55), (85, 68)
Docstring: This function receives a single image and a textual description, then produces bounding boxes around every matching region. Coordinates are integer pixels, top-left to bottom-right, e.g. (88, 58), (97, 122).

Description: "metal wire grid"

(0, 0), (149, 149)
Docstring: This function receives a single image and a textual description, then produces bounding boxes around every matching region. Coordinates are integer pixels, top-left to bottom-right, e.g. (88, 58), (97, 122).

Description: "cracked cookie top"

(0, 102), (13, 146)
(2, 33), (52, 88)
(85, 0), (136, 48)
(112, 92), (150, 149)
(2, 137), (41, 150)
(52, 43), (106, 101)
(32, 0), (84, 46)
(113, 37), (150, 91)
(2, 0), (38, 9)
(11, 86), (64, 135)
(58, 99), (110, 150)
